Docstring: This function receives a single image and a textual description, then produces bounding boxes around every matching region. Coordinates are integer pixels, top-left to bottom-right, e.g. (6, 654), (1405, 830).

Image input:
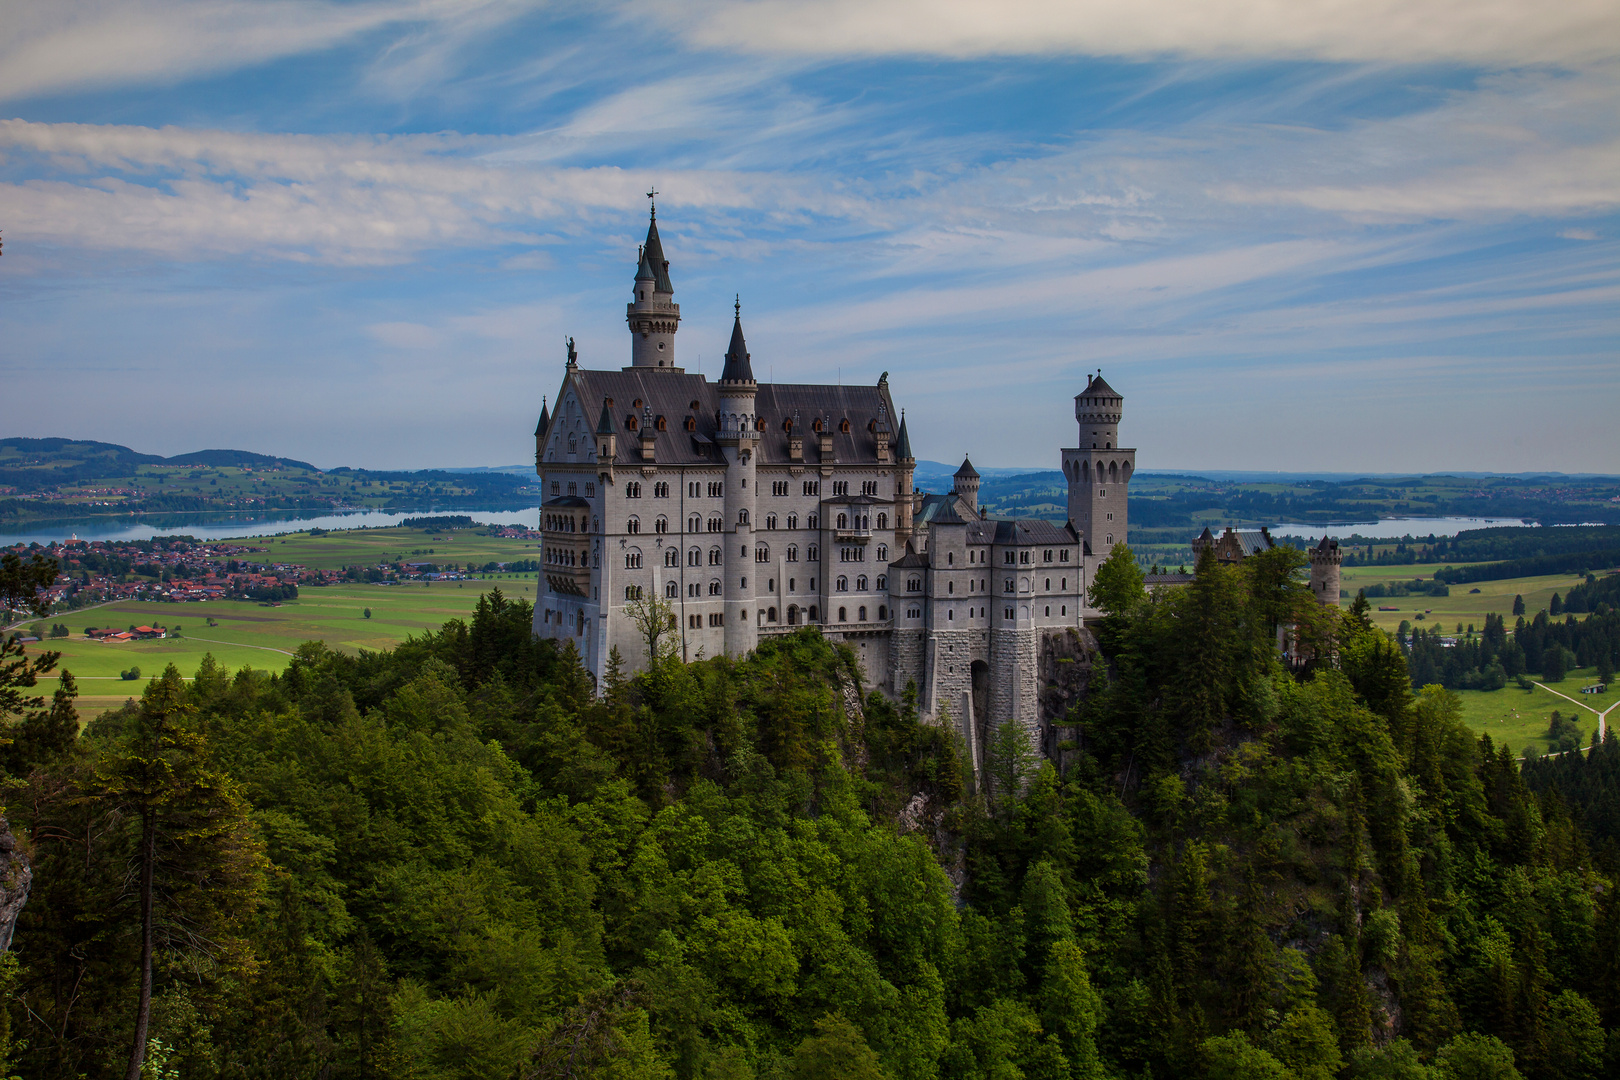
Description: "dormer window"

(839, 418), (850, 433)
(812, 418), (823, 433)
(655, 416), (667, 431)
(685, 416), (696, 431)
(626, 415), (638, 431)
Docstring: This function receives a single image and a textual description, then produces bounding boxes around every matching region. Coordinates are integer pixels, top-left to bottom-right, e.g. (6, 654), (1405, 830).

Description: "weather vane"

(647, 186), (658, 217)
(734, 294), (741, 318)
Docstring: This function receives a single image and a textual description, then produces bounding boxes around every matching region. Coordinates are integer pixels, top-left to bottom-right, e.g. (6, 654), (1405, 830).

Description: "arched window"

(709, 580), (722, 595)
(626, 481), (640, 497)
(654, 481), (669, 498)
(876, 575), (886, 590)
(624, 585), (642, 600)
(786, 545), (798, 561)
(876, 544), (888, 561)
(626, 516), (640, 534)
(738, 509), (749, 525)
(1109, 461), (1118, 483)
(707, 516), (722, 532)
(807, 545), (819, 561)
(787, 604), (799, 624)
(655, 516), (668, 533)
(768, 606), (777, 622)
(807, 513), (819, 529)
(837, 576), (848, 591)
(809, 605), (818, 621)
(666, 581), (679, 598)
(877, 513), (887, 529)
(858, 605), (867, 621)
(878, 605), (887, 619)
(838, 606), (847, 621)
(786, 514), (798, 530)
(688, 548), (701, 566)
(688, 514), (701, 533)
(624, 551), (642, 569)
(837, 513), (848, 529)
(755, 545), (768, 563)
(709, 547), (723, 566)
(664, 549), (678, 567)
(857, 575), (868, 591)
(907, 577), (920, 591)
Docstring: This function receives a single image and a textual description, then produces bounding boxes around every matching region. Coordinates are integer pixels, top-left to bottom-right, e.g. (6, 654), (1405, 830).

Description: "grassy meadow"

(1452, 671), (1615, 757)
(1336, 562), (1608, 634)
(21, 576), (540, 720)
(244, 524), (541, 570)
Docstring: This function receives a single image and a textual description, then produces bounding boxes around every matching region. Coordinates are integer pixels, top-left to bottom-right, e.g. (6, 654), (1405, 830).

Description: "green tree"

(1088, 543), (1146, 617)
(1512, 594), (1525, 616)
(1543, 647), (1568, 683)
(95, 666), (266, 1080)
(1434, 1032), (1522, 1080)
(1346, 1039), (1437, 1079)
(363, 607), (372, 619)
(1201, 1031), (1292, 1080)
(1266, 1004), (1342, 1080)
(788, 1013), (885, 1080)
(1541, 989), (1603, 1080)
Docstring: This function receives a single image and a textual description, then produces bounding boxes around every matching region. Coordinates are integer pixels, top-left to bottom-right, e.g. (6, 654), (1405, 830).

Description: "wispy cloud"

(672, 0), (1620, 66)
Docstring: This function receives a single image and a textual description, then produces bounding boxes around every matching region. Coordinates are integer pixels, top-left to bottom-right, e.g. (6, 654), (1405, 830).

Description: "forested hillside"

(2, 550), (1619, 1079)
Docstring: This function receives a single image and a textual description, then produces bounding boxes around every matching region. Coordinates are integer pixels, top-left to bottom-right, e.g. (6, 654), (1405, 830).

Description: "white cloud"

(1560, 228), (1600, 240)
(671, 0), (1620, 67)
(0, 0), (546, 102)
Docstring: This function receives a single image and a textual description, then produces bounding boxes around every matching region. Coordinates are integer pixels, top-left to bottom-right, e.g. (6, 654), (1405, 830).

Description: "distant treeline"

(1401, 574), (1620, 690)
(1436, 549), (1620, 585)
(399, 515), (478, 529)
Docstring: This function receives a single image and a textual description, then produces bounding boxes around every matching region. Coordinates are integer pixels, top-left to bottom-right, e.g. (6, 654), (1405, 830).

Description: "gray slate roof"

(1082, 373), (1121, 400)
(965, 519), (1079, 546)
(642, 214), (673, 293)
(563, 369), (897, 467)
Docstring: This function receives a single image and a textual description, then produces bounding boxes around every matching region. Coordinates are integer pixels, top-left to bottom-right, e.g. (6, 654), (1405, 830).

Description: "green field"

(243, 524), (542, 569)
(19, 577), (539, 719)
(1337, 562), (1607, 634)
(1452, 670), (1615, 757)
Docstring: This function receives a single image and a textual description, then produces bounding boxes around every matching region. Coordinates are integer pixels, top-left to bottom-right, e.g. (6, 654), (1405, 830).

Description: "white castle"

(532, 205), (1158, 758)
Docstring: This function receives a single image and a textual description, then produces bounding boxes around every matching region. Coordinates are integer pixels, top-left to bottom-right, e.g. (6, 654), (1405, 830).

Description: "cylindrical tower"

(952, 457), (980, 515)
(717, 302), (759, 656)
(894, 411), (916, 549)
(1309, 536), (1342, 606)
(626, 206), (681, 370)
(1063, 372), (1135, 552)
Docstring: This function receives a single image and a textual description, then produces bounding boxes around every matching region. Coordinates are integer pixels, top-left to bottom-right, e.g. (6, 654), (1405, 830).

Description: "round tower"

(952, 457), (980, 515)
(626, 202), (681, 370)
(1309, 536), (1342, 607)
(717, 299), (759, 657)
(1062, 372), (1135, 553)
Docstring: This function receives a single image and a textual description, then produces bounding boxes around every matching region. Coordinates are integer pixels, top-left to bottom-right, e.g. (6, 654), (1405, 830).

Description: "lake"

(0, 506), (540, 547)
(1269, 516), (1535, 540)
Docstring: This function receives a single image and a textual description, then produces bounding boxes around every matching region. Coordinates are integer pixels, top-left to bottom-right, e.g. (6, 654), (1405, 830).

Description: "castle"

(532, 205), (1335, 761)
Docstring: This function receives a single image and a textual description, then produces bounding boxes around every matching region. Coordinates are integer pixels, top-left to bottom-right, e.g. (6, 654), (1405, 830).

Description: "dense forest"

(3, 547), (1620, 1078)
(1402, 574), (1620, 691)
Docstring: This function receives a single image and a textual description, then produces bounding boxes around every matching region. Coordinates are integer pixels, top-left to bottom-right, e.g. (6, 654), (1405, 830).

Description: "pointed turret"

(596, 398), (615, 436)
(952, 456), (981, 516)
(533, 396), (550, 475)
(627, 202), (681, 369)
(896, 410), (914, 461)
(642, 210), (673, 294)
(719, 301), (755, 385)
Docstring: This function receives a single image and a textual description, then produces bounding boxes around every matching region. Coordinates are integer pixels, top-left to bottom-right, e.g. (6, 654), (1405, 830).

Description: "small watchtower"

(952, 457), (981, 516)
(1309, 536), (1342, 606)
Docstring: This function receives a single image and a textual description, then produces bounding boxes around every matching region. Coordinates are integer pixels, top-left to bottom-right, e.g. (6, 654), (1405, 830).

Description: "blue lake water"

(1269, 516), (1534, 540)
(0, 506), (540, 547)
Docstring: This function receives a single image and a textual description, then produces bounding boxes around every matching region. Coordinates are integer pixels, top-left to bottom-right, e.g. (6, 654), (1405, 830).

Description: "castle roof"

(966, 519), (1079, 546)
(1315, 535), (1339, 552)
(595, 398), (615, 436)
(642, 213), (673, 293)
(634, 246), (656, 283)
(955, 456), (980, 479)
(534, 397), (550, 438)
(719, 312), (755, 384)
(559, 369), (898, 467)
(1082, 373), (1120, 400)
(895, 412), (913, 460)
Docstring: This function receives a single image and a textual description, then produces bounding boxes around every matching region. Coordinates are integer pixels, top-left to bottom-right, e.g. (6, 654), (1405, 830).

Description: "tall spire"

(534, 395), (549, 438)
(596, 398), (615, 435)
(896, 409), (913, 461)
(641, 204), (672, 293)
(720, 297), (755, 384)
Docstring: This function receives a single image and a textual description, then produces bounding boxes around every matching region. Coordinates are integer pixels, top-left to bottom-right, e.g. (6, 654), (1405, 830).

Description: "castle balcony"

(834, 525), (872, 541)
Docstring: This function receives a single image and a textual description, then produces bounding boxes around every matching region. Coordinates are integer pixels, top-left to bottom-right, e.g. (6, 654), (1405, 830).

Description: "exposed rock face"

(0, 817), (31, 953)
(1039, 627), (1097, 725)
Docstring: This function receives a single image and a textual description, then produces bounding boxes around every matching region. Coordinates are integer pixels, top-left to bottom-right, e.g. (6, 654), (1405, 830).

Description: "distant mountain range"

(0, 438), (317, 488)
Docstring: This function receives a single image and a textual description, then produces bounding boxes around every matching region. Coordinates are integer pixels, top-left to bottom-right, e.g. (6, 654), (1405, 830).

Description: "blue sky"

(1, 0), (1616, 473)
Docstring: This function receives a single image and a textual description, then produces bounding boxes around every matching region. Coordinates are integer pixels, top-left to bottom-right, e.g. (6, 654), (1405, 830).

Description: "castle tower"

(894, 411), (916, 549)
(716, 300), (759, 656)
(1062, 372), (1135, 552)
(533, 395), (549, 475)
(626, 202), (681, 370)
(1309, 536), (1342, 606)
(952, 457), (980, 516)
